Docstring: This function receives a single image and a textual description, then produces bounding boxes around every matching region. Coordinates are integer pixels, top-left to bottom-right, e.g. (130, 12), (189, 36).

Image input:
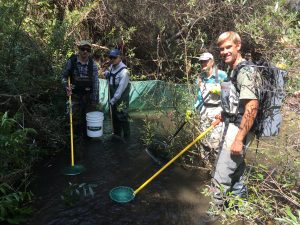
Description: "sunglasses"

(109, 56), (117, 59)
(79, 46), (91, 52)
(199, 60), (209, 63)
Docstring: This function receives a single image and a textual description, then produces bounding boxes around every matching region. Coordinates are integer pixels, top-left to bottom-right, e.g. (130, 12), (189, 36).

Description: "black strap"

(69, 54), (77, 83)
(109, 67), (127, 88)
(87, 57), (94, 78)
(231, 61), (254, 82)
(203, 102), (219, 107)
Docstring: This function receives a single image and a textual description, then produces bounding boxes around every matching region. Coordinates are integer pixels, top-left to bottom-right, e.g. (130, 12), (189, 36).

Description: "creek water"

(27, 113), (222, 225)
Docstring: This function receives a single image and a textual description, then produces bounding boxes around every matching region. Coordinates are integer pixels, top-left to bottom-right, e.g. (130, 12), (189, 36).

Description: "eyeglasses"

(79, 46), (91, 52)
(109, 56), (117, 59)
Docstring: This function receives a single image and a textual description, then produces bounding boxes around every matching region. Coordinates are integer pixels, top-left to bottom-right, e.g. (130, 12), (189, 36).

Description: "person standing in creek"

(105, 49), (131, 140)
(61, 40), (100, 140)
(194, 52), (227, 161)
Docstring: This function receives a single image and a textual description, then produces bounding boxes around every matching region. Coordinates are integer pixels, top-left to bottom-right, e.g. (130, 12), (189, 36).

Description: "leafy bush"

(0, 112), (36, 224)
(0, 183), (32, 225)
(0, 112), (38, 181)
(0, 0), (299, 224)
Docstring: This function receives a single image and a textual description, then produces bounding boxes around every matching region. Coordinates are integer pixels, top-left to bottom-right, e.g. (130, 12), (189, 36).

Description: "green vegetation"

(0, 183), (32, 224)
(0, 0), (299, 224)
(0, 113), (35, 224)
(60, 182), (97, 207)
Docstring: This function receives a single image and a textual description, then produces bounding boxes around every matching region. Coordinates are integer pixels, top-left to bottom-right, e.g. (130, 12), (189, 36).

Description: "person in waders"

(105, 49), (130, 140)
(203, 31), (261, 222)
(194, 52), (227, 161)
(61, 40), (99, 140)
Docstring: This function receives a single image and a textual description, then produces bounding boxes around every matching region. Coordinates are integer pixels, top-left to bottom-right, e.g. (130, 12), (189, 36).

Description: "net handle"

(134, 124), (216, 195)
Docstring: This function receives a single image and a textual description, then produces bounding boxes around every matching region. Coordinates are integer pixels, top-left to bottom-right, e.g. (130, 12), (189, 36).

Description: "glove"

(109, 98), (116, 106)
(209, 84), (221, 95)
(66, 86), (72, 97)
(210, 89), (221, 95)
(185, 110), (193, 121)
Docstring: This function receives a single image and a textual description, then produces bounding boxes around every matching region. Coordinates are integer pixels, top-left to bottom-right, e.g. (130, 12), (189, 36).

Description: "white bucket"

(86, 111), (104, 138)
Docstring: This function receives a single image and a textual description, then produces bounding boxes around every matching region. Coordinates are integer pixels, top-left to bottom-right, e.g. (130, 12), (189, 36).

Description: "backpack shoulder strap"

(69, 54), (77, 62)
(110, 66), (127, 76)
(232, 61), (254, 81)
(87, 57), (94, 78)
(69, 54), (77, 74)
(68, 54), (77, 82)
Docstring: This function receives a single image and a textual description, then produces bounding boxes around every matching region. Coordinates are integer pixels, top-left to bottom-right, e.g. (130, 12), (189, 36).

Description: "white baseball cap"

(196, 52), (214, 61)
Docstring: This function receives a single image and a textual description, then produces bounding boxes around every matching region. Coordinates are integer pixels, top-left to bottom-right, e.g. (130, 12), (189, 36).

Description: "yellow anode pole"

(134, 124), (216, 195)
(68, 77), (75, 166)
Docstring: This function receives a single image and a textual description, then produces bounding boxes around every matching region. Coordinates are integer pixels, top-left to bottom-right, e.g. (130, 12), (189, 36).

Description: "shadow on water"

(26, 113), (224, 225)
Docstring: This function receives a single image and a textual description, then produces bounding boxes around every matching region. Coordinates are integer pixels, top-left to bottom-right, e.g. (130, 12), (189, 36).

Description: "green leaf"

(258, 173), (264, 180)
(0, 206), (7, 218)
(78, 183), (86, 188)
(88, 186), (94, 197)
(285, 207), (297, 222)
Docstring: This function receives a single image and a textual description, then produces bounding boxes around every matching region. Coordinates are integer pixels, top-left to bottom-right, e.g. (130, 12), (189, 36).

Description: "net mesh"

(99, 79), (193, 112)
(109, 186), (135, 203)
(62, 165), (86, 176)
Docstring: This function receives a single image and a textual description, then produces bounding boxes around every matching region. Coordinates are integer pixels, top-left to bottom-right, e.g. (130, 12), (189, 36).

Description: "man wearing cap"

(61, 40), (99, 139)
(105, 49), (130, 139)
(194, 52), (227, 158)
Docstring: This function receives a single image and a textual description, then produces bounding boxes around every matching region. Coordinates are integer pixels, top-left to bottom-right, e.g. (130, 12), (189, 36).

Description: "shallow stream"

(27, 113), (221, 225)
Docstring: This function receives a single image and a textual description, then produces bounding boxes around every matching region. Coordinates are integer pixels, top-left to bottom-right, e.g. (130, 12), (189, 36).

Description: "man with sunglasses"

(105, 49), (130, 140)
(61, 40), (99, 139)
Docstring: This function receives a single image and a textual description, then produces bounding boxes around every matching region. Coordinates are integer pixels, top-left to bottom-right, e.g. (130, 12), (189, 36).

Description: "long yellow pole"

(134, 124), (215, 195)
(68, 77), (75, 166)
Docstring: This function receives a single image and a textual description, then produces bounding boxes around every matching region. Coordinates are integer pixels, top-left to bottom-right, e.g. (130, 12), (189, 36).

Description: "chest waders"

(69, 55), (94, 139)
(212, 67), (246, 175)
(69, 55), (94, 95)
(108, 67), (131, 137)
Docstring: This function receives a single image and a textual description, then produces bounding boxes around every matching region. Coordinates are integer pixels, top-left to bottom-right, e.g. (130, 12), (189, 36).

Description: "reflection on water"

(27, 113), (222, 225)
